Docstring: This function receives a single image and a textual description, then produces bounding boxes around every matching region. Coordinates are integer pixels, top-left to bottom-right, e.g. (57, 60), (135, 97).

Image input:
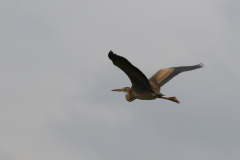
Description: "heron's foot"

(167, 97), (180, 104)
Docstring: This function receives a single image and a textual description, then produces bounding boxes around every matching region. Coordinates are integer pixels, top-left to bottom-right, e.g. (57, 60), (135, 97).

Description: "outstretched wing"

(149, 63), (203, 88)
(108, 51), (152, 92)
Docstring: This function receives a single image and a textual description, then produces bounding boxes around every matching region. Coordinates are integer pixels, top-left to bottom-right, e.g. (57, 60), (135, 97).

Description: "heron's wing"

(149, 63), (203, 88)
(108, 51), (152, 91)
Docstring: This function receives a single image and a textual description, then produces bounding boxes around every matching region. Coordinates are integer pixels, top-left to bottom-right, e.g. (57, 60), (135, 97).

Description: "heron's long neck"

(125, 88), (136, 102)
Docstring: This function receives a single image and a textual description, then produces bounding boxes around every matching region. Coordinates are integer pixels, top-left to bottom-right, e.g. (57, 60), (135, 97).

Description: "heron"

(108, 50), (203, 103)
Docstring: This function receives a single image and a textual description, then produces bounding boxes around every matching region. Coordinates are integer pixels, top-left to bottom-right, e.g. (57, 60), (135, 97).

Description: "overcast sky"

(1, 0), (240, 160)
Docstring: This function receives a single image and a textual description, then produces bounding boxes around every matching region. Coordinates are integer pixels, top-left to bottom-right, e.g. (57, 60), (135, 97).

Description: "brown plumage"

(108, 50), (203, 103)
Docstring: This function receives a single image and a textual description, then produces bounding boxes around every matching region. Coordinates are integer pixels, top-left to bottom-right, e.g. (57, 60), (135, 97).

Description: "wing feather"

(108, 51), (152, 91)
(149, 63), (203, 88)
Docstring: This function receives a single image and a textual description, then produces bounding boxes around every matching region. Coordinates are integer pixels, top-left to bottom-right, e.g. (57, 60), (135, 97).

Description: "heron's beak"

(111, 89), (123, 92)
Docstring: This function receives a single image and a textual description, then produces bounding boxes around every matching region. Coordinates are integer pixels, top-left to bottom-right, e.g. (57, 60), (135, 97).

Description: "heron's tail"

(154, 92), (165, 97)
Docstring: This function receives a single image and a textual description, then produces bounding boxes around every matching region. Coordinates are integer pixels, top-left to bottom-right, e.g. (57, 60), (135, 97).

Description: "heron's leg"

(161, 96), (180, 104)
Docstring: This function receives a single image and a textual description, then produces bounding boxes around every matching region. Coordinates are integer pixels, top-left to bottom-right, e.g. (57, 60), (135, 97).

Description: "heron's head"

(111, 87), (130, 93)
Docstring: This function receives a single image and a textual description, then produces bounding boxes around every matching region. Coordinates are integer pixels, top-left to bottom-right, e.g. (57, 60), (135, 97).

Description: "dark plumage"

(108, 50), (203, 103)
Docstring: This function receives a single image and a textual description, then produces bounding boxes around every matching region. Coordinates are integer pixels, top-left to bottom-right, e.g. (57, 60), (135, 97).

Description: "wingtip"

(108, 50), (120, 60)
(198, 63), (204, 68)
(108, 50), (114, 58)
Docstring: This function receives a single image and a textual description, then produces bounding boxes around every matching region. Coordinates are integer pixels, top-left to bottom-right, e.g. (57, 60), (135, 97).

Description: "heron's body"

(108, 51), (203, 103)
(125, 88), (157, 102)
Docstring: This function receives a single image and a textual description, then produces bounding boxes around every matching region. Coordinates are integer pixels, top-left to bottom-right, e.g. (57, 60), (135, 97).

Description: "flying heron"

(108, 50), (203, 103)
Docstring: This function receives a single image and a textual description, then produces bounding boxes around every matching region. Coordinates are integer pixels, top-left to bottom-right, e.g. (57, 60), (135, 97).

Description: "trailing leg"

(161, 96), (180, 104)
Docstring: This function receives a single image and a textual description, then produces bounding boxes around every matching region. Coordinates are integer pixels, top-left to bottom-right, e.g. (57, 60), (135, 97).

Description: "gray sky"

(1, 0), (240, 160)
